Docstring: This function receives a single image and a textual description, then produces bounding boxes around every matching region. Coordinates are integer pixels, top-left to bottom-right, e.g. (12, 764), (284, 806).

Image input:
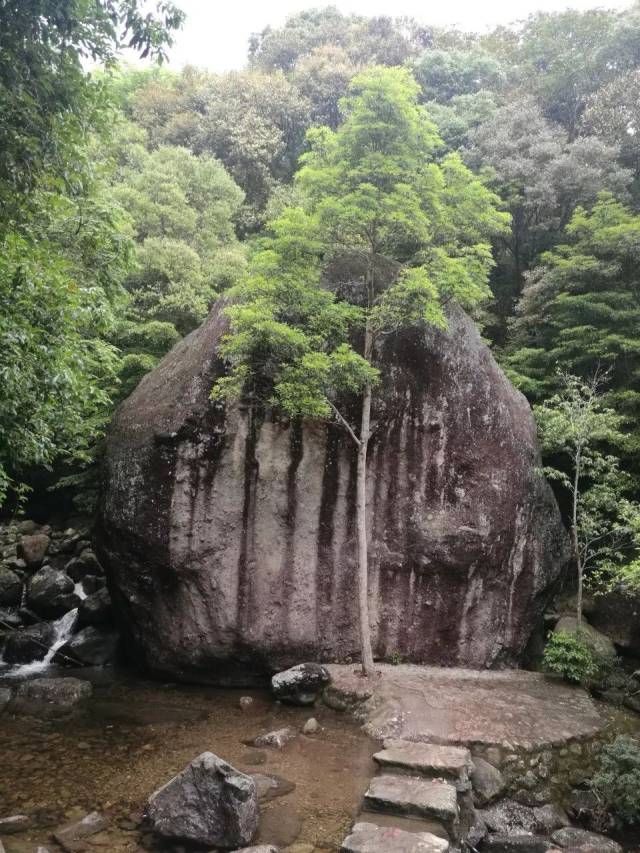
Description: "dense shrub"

(543, 630), (596, 683)
(592, 736), (640, 824)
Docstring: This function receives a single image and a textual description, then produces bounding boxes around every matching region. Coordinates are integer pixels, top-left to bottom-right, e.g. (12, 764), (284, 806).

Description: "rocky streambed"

(0, 670), (375, 852)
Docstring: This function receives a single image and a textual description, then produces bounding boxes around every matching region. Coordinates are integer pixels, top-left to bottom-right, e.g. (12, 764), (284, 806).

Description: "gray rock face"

(341, 822), (449, 852)
(471, 757), (506, 806)
(58, 625), (118, 666)
(551, 826), (622, 852)
(272, 663), (331, 705)
(147, 752), (259, 848)
(0, 567), (22, 606)
(78, 587), (112, 626)
(98, 299), (569, 680)
(10, 677), (92, 718)
(27, 566), (76, 617)
(3, 622), (54, 664)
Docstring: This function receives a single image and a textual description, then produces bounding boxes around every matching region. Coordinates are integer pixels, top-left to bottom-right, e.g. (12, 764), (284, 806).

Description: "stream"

(0, 666), (376, 852)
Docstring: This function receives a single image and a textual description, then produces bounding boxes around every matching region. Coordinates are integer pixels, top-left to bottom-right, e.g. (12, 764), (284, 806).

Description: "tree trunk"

(573, 448), (582, 627)
(356, 380), (375, 677)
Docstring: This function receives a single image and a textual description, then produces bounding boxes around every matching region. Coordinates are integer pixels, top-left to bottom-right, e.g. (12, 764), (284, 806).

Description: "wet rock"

(147, 752), (259, 848)
(17, 520), (40, 535)
(27, 566), (75, 617)
(471, 757), (506, 806)
(0, 608), (22, 628)
(0, 814), (30, 833)
(302, 717), (320, 734)
(9, 676), (92, 719)
(272, 663), (331, 705)
(0, 567), (22, 606)
(58, 626), (118, 666)
(18, 533), (50, 568)
(53, 811), (109, 852)
(98, 301), (569, 680)
(2, 622), (54, 664)
(239, 696), (254, 711)
(250, 772), (295, 802)
(482, 837), (551, 852)
(554, 617), (616, 660)
(254, 727), (296, 749)
(77, 588), (112, 626)
(551, 827), (622, 852)
(341, 822), (449, 852)
(532, 804), (570, 834)
(480, 801), (536, 835)
(79, 574), (105, 595)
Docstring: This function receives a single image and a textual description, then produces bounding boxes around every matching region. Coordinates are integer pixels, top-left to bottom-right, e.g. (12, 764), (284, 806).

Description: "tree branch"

(328, 399), (361, 447)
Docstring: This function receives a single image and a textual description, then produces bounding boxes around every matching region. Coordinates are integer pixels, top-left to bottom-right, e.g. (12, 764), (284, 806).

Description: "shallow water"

(0, 667), (376, 852)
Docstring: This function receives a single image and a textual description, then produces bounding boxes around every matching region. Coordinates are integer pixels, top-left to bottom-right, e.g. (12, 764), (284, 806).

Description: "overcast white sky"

(152, 0), (633, 72)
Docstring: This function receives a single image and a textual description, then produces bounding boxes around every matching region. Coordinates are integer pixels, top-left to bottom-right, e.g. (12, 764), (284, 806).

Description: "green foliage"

(215, 66), (507, 424)
(412, 48), (506, 103)
(592, 736), (640, 824)
(534, 372), (640, 607)
(0, 0), (183, 212)
(510, 196), (640, 461)
(248, 8), (431, 72)
(543, 631), (596, 683)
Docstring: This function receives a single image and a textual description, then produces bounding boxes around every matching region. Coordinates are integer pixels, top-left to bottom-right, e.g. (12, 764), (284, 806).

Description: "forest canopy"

(2, 0), (640, 520)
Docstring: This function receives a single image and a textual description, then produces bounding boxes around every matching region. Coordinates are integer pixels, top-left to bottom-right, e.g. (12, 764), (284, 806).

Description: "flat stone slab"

(364, 775), (458, 826)
(341, 821), (449, 852)
(375, 741), (472, 788)
(326, 665), (605, 750)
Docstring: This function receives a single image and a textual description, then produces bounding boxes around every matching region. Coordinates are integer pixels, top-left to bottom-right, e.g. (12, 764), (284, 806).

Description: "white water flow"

(6, 608), (79, 677)
(74, 581), (87, 601)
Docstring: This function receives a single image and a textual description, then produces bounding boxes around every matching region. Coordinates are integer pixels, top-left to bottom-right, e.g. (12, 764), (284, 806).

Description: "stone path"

(329, 665), (607, 853)
(326, 665), (605, 750)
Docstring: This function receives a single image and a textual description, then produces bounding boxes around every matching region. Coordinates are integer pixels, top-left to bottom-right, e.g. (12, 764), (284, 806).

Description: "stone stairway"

(341, 740), (475, 853)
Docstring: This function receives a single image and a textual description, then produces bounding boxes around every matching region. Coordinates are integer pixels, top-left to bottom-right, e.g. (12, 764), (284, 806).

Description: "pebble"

(302, 718), (320, 735)
(239, 696), (254, 711)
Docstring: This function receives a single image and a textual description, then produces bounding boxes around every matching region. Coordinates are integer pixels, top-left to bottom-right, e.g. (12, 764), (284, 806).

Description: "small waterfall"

(6, 608), (79, 678)
(74, 581), (87, 601)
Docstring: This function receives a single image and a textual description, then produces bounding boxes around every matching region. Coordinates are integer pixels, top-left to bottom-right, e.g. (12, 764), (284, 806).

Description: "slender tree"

(214, 67), (508, 675)
(535, 372), (639, 624)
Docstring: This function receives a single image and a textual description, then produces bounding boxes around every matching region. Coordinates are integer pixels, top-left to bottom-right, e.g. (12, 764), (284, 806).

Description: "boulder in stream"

(272, 662), (331, 705)
(77, 587), (112, 625)
(9, 676), (92, 718)
(2, 622), (54, 664)
(27, 566), (77, 618)
(147, 751), (259, 848)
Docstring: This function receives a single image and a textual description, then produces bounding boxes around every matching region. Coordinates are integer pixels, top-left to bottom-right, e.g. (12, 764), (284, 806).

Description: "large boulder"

(18, 532), (50, 568)
(57, 625), (118, 666)
(272, 663), (331, 705)
(98, 299), (569, 682)
(27, 566), (77, 618)
(147, 752), (259, 848)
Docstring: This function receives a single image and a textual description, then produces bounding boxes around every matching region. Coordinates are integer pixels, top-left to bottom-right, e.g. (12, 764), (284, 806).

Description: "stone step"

(341, 821), (449, 853)
(364, 775), (459, 833)
(376, 740), (473, 790)
(357, 810), (449, 841)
